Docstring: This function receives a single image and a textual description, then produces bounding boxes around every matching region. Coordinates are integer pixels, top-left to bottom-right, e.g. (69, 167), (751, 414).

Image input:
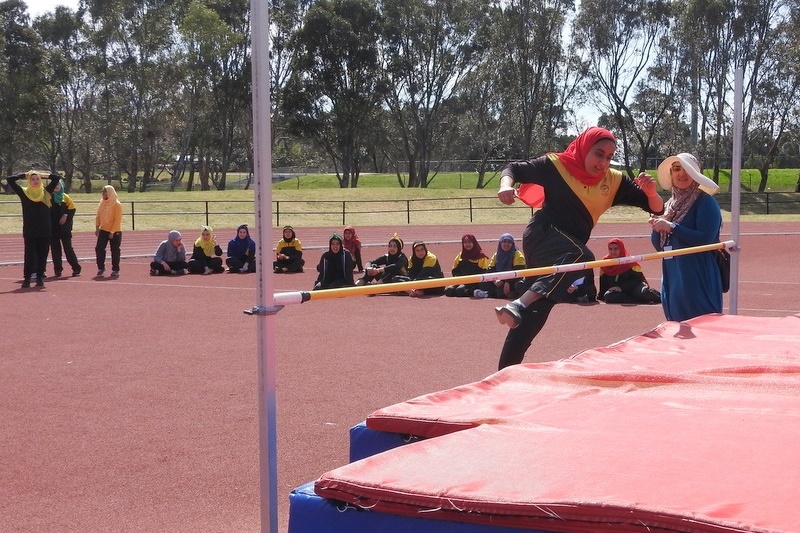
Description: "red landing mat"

(316, 314), (800, 533)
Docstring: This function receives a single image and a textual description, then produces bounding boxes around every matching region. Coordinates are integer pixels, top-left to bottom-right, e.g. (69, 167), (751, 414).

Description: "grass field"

(1, 170), (798, 234)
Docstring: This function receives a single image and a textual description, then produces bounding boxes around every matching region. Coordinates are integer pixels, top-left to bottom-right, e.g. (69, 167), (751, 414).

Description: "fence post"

(342, 201), (346, 225)
(131, 201), (135, 231)
(407, 200), (411, 224)
(469, 198), (473, 223)
(276, 201), (280, 227)
(766, 193), (770, 215)
(205, 201), (209, 226)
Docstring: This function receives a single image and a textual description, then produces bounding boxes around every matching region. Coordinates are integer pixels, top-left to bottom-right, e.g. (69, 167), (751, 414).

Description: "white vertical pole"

(729, 67), (743, 315)
(249, 0), (278, 531)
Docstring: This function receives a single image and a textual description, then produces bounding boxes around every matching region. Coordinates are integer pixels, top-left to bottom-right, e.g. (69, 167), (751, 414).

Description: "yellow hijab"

(23, 170), (52, 207)
(195, 226), (217, 257)
(98, 184), (119, 206)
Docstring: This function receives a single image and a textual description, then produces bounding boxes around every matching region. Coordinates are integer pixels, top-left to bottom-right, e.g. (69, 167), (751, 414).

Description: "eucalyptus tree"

(176, 0), (247, 190)
(0, 0), (50, 176)
(672, 0), (732, 166)
(85, 0), (182, 192)
(196, 0), (250, 190)
(449, 60), (505, 189)
(575, 0), (683, 173)
(495, 0), (577, 159)
(377, 0), (489, 188)
(285, 0), (385, 188)
(270, 0), (311, 164)
(35, 5), (96, 191)
(745, 10), (800, 192)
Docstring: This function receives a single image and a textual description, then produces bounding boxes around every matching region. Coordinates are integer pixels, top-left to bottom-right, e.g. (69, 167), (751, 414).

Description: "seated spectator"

(355, 234), (408, 285)
(473, 233), (526, 299)
(444, 233), (489, 297)
(406, 241), (445, 297)
(599, 238), (661, 304)
(342, 225), (363, 272)
(187, 226), (225, 274)
(227, 224), (256, 273)
(562, 270), (598, 303)
(273, 225), (305, 273)
(150, 230), (189, 275)
(314, 233), (355, 290)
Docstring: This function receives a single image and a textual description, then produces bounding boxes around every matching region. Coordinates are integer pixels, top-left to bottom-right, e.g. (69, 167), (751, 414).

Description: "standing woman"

(50, 179), (82, 277)
(650, 153), (722, 321)
(95, 184), (123, 277)
(6, 171), (60, 288)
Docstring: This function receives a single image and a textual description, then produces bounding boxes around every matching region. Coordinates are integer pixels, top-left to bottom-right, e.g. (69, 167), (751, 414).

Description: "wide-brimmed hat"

(657, 153), (719, 195)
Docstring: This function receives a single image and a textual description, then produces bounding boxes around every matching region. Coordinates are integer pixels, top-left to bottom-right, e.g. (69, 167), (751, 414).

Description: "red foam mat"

(316, 314), (800, 533)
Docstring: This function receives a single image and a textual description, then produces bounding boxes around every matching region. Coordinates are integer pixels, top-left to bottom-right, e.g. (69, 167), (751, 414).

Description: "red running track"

(0, 221), (798, 532)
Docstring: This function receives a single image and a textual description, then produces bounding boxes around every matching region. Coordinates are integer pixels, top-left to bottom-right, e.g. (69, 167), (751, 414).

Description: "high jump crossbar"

(271, 240), (737, 306)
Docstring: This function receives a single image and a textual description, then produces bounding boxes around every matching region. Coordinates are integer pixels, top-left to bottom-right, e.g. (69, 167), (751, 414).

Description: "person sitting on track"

(273, 225), (305, 273)
(355, 234), (408, 286)
(150, 230), (189, 275)
(226, 224), (257, 273)
(561, 270), (598, 303)
(314, 233), (355, 290)
(406, 240), (445, 297)
(342, 225), (363, 273)
(187, 226), (225, 274)
(598, 238), (661, 304)
(473, 233), (526, 299)
(444, 233), (489, 297)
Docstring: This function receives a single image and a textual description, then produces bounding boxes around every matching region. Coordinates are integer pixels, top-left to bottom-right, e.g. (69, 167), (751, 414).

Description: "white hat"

(657, 153), (719, 195)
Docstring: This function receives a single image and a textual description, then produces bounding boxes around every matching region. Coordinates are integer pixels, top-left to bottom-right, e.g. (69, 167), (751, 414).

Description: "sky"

(25, 0), (80, 17)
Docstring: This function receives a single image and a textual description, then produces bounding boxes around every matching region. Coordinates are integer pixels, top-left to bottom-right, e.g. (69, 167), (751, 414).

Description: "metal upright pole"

(730, 67), (743, 315)
(249, 0), (278, 530)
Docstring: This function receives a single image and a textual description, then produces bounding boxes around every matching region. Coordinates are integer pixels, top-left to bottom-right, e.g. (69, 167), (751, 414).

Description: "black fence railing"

(1, 193), (799, 230)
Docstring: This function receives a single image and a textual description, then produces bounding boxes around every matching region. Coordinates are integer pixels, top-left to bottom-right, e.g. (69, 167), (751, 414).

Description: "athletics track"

(0, 221), (798, 532)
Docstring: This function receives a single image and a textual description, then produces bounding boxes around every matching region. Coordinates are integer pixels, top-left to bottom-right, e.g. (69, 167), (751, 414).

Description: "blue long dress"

(651, 193), (723, 322)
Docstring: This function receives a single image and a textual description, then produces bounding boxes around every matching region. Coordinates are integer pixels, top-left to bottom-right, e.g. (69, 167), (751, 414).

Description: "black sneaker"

(72, 270), (81, 277)
(21, 279), (31, 288)
(54, 270), (63, 277)
(97, 269), (105, 276)
(495, 301), (524, 329)
(35, 278), (45, 287)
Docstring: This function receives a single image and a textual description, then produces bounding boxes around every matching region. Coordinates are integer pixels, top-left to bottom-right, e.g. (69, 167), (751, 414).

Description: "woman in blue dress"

(650, 153), (723, 322)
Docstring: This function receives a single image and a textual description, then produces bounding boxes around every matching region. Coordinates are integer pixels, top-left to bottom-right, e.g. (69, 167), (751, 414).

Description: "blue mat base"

(289, 481), (556, 533)
(349, 420), (421, 462)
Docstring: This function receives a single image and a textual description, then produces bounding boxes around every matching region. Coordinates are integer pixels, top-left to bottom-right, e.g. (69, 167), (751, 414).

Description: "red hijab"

(342, 225), (361, 254)
(460, 234), (487, 261)
(518, 126), (617, 208)
(601, 238), (639, 276)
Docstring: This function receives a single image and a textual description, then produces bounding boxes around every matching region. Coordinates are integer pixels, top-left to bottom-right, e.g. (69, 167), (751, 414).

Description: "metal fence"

(1, 193), (799, 231)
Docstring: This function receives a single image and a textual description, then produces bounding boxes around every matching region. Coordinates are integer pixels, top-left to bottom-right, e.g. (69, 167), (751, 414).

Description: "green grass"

(2, 169), (798, 234)
(273, 169), (800, 192)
